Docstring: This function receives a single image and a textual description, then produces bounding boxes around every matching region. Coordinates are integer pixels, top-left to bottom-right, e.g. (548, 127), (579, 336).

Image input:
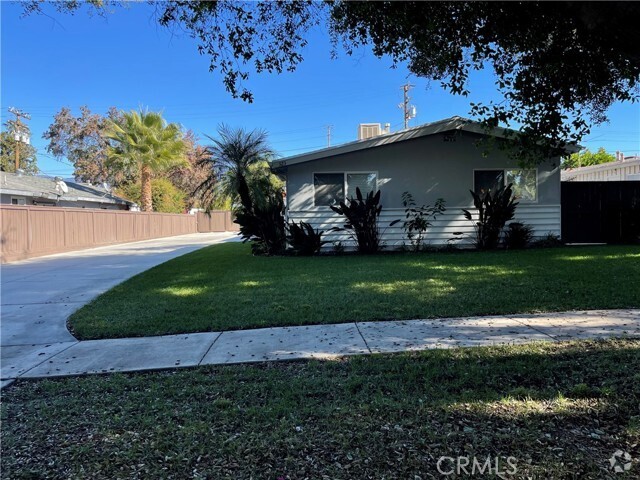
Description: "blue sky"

(2, 2), (639, 178)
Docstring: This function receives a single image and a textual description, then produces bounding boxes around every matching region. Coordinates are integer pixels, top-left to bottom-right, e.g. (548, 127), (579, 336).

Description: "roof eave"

(270, 116), (579, 169)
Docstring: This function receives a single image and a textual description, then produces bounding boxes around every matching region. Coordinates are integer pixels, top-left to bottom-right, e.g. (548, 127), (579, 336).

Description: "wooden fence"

(196, 211), (238, 233)
(561, 181), (640, 244)
(0, 206), (237, 263)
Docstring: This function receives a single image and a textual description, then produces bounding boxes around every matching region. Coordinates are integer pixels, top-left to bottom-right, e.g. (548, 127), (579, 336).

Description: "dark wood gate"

(561, 181), (640, 244)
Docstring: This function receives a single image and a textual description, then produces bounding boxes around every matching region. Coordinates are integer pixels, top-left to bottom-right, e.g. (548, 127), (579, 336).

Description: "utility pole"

(326, 124), (333, 147)
(398, 82), (416, 129)
(8, 107), (31, 171)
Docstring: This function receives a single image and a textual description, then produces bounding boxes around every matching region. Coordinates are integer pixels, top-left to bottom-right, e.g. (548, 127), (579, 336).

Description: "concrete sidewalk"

(2, 309), (638, 387)
(1, 232), (239, 381)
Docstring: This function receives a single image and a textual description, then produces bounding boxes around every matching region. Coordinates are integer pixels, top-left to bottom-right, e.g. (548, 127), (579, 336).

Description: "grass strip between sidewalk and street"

(2, 339), (639, 479)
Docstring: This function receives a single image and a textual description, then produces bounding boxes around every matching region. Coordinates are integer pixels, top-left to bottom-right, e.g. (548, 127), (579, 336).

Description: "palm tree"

(197, 125), (276, 212)
(105, 110), (186, 212)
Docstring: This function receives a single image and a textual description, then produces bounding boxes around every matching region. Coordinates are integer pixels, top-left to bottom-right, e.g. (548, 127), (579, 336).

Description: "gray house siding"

(283, 132), (561, 248)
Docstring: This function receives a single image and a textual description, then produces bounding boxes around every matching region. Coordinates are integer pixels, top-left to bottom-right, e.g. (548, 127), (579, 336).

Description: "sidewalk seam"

(511, 317), (561, 342)
(12, 341), (80, 380)
(197, 332), (223, 365)
(354, 322), (373, 354)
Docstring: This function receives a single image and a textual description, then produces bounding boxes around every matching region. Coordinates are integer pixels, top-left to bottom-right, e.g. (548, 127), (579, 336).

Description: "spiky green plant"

(196, 125), (279, 213)
(460, 184), (518, 249)
(330, 188), (384, 254)
(286, 221), (328, 256)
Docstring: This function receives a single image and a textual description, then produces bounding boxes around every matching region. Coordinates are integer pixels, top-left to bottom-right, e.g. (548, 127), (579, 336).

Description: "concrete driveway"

(1, 232), (238, 379)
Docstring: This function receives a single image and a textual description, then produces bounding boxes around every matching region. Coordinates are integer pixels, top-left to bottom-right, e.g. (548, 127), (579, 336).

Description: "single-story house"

(271, 116), (579, 248)
(0, 172), (134, 210)
(561, 154), (640, 181)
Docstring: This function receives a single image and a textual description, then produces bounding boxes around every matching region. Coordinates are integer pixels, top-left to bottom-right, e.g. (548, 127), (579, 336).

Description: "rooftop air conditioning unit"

(358, 123), (382, 140)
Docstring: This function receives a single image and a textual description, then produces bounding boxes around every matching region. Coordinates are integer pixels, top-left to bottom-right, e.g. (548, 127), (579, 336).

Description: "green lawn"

(69, 243), (640, 339)
(2, 339), (639, 479)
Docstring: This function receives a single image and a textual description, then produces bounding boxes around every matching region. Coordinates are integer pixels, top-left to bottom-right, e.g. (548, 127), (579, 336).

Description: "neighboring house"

(272, 116), (579, 247)
(0, 172), (134, 210)
(561, 154), (640, 181)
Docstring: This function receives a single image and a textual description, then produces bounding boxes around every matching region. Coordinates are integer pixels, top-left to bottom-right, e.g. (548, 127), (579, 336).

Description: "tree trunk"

(237, 173), (253, 213)
(140, 164), (153, 212)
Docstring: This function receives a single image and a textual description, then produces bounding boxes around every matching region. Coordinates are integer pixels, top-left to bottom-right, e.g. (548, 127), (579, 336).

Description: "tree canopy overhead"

(23, 1), (640, 162)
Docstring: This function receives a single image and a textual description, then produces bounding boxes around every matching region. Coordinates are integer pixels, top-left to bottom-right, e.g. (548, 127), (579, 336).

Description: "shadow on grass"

(68, 243), (640, 339)
(2, 340), (639, 479)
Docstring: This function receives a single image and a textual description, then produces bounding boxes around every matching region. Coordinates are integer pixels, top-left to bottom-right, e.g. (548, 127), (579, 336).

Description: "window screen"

(474, 170), (504, 195)
(506, 169), (537, 202)
(314, 173), (344, 206)
(346, 173), (377, 199)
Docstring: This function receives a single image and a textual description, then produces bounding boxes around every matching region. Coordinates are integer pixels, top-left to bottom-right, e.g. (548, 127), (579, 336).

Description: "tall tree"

(22, 2), (640, 163)
(197, 125), (286, 255)
(0, 122), (38, 174)
(196, 125), (278, 213)
(43, 106), (129, 185)
(116, 178), (187, 214)
(166, 130), (212, 210)
(562, 148), (617, 170)
(105, 110), (187, 212)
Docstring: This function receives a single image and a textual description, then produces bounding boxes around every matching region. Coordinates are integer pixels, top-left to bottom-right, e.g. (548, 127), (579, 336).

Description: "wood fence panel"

(116, 213), (137, 243)
(0, 208), (29, 257)
(29, 208), (66, 253)
(196, 211), (238, 232)
(94, 212), (118, 245)
(561, 181), (640, 243)
(65, 210), (96, 248)
(1, 206), (239, 263)
(0, 206), (210, 263)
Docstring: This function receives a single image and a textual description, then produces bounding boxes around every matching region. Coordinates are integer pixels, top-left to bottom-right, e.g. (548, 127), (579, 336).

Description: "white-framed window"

(473, 169), (537, 203)
(473, 170), (504, 195)
(505, 169), (537, 202)
(346, 173), (377, 199)
(313, 173), (344, 207)
(11, 197), (26, 205)
(313, 172), (378, 207)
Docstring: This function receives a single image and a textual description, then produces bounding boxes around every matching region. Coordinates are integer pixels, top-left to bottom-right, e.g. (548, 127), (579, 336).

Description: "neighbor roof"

(271, 116), (580, 170)
(561, 156), (640, 180)
(0, 172), (133, 206)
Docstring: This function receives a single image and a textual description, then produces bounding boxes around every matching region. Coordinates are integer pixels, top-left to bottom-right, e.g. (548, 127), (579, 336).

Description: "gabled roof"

(0, 172), (133, 205)
(271, 116), (580, 170)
